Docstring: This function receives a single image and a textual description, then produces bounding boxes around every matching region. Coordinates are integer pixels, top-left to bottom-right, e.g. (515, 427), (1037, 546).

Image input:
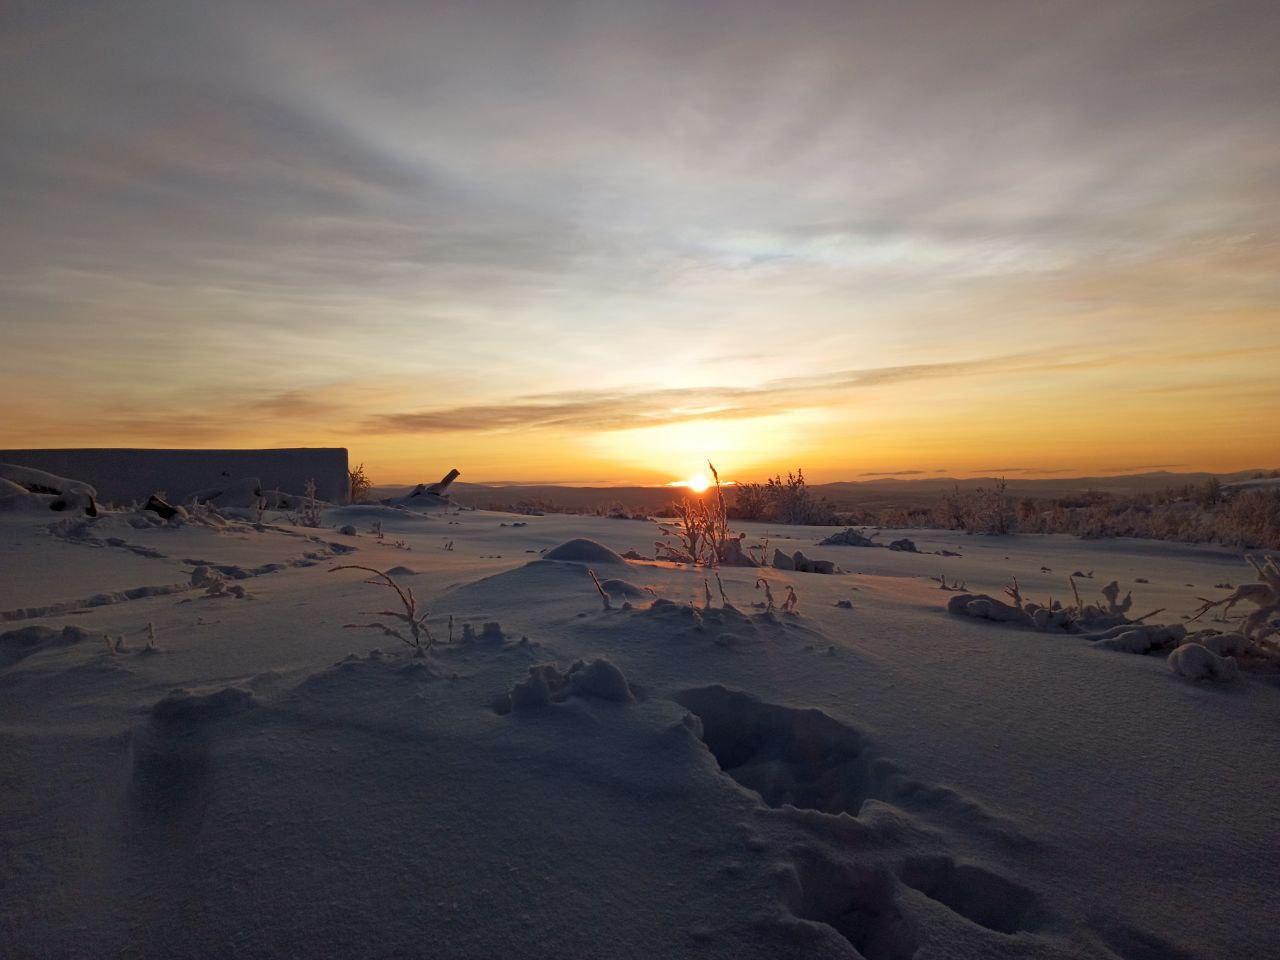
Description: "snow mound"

(0, 463), (98, 516)
(542, 538), (626, 565)
(495, 657), (634, 713)
(1167, 643), (1239, 682)
(151, 686), (257, 721)
(598, 577), (648, 599)
(0, 624), (91, 667)
(570, 658), (633, 701)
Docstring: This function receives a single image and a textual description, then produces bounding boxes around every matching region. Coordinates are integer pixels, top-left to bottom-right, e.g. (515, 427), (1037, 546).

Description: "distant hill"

(369, 469), (1278, 515)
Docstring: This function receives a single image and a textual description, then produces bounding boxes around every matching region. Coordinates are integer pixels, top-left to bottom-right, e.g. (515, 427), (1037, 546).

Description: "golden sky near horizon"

(2, 2), (1278, 485)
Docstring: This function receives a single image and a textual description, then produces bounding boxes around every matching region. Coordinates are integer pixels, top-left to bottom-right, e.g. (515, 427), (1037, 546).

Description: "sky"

(2, 0), (1278, 485)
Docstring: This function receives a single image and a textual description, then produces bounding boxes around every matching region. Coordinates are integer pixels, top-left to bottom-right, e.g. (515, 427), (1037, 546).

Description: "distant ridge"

(370, 469), (1277, 514)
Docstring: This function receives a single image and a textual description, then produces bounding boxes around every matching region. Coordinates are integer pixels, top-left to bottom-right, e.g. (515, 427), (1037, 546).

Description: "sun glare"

(673, 473), (712, 493)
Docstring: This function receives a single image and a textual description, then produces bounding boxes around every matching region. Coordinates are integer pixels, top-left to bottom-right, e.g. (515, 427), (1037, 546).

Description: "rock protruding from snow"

(143, 493), (179, 519)
(1167, 643), (1239, 682)
(0, 624), (91, 666)
(819, 528), (879, 547)
(542, 538), (626, 565)
(773, 549), (839, 574)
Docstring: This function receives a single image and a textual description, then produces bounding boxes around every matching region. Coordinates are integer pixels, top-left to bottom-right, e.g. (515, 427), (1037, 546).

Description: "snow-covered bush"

(948, 577), (1162, 636)
(656, 463), (757, 567)
(348, 463), (371, 504)
(301, 479), (322, 527)
(1188, 554), (1280, 647)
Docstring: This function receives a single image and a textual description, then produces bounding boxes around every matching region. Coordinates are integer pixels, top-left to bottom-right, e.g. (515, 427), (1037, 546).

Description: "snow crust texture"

(1, 505), (1277, 959)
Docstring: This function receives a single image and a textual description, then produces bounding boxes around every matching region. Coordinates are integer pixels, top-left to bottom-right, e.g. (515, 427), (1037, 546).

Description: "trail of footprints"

(674, 685), (1119, 959)
(112, 648), (1179, 959)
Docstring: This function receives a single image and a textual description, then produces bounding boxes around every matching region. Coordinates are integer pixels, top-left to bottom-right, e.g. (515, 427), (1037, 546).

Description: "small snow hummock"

(1167, 643), (1239, 682)
(495, 657), (634, 714)
(542, 538), (627, 565)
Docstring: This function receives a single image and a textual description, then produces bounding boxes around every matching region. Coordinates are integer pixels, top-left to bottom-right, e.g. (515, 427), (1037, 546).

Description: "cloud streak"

(365, 349), (1099, 433)
(2, 1), (1278, 479)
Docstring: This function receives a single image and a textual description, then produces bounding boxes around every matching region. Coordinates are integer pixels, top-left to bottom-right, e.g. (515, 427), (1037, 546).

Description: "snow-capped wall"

(0, 448), (348, 505)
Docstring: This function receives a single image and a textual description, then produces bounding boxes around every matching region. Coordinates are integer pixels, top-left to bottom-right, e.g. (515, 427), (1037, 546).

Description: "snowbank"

(0, 463), (98, 516)
(0, 448), (348, 505)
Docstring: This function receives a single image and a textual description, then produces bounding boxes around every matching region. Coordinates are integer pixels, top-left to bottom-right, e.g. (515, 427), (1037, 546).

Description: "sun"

(668, 471), (722, 493)
(680, 473), (712, 493)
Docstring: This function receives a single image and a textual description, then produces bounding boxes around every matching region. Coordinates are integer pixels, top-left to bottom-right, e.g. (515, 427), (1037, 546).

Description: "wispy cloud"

(365, 349), (1098, 433)
(2, 1), (1277, 479)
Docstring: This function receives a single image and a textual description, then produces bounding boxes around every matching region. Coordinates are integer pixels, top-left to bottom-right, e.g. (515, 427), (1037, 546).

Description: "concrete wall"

(0, 448), (349, 506)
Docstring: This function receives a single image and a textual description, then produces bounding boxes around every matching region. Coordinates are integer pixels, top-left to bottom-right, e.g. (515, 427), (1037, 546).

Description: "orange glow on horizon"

(669, 473), (713, 493)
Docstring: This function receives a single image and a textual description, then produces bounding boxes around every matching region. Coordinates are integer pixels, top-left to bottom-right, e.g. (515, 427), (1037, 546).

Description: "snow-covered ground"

(2, 500), (1277, 959)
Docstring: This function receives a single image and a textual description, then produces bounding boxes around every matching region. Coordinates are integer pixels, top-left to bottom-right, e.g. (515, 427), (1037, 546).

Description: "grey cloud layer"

(1, 0), (1277, 422)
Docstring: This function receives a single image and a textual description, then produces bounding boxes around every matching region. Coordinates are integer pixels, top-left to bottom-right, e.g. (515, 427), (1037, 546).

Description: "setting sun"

(669, 473), (712, 493)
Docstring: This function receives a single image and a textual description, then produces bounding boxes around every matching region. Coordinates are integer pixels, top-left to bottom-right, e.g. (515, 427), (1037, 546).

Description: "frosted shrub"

(331, 565), (434, 653)
(767, 469), (838, 525)
(1189, 554), (1280, 646)
(732, 482), (771, 521)
(348, 463), (372, 504)
(655, 463), (755, 567)
(301, 479), (322, 527)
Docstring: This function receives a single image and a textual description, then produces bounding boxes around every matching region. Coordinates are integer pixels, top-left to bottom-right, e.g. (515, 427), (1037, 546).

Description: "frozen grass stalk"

(331, 564), (434, 653)
(588, 568), (612, 610)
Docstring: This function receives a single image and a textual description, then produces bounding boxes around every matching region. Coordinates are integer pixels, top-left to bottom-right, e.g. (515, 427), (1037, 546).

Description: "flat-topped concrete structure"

(0, 448), (349, 506)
